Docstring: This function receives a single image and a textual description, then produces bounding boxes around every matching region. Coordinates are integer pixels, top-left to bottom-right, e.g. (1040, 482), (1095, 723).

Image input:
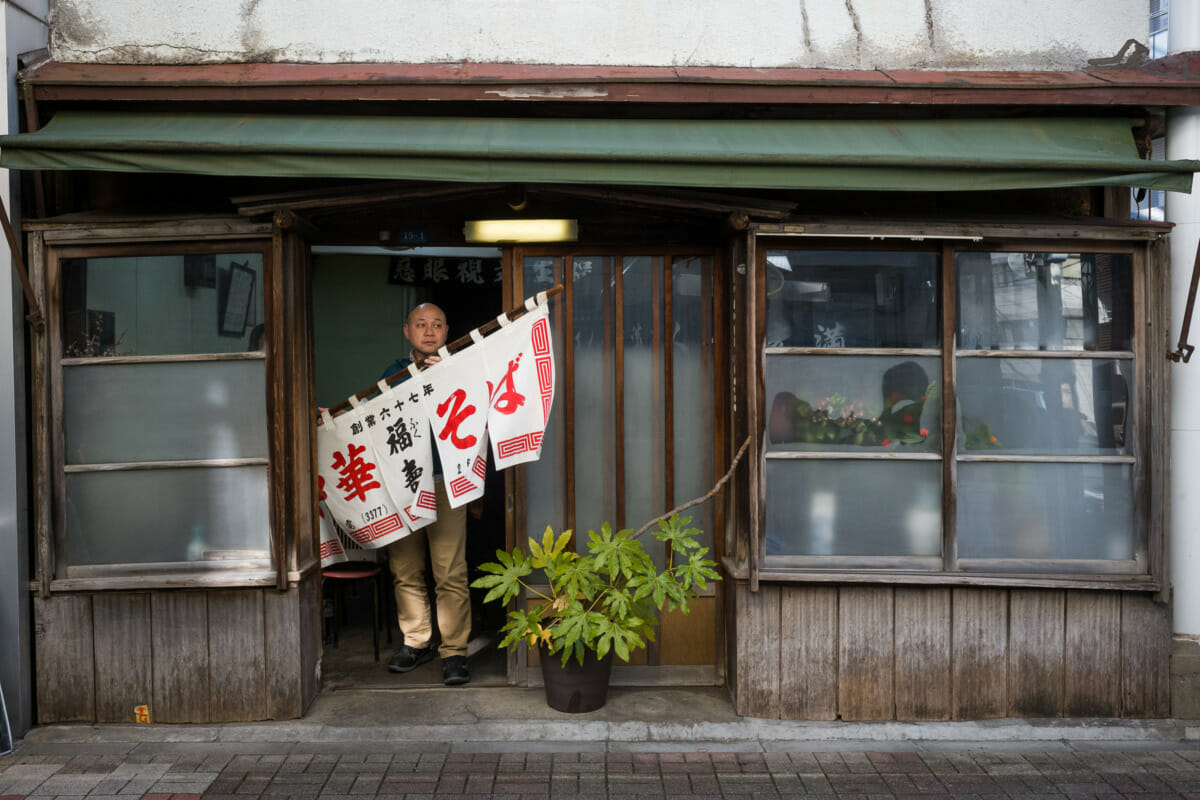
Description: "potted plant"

(471, 514), (720, 712)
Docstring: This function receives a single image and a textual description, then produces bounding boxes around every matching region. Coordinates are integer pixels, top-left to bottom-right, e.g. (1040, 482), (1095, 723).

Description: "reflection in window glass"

(957, 358), (1132, 455)
(573, 256), (618, 535)
(766, 355), (940, 452)
(65, 466), (271, 566)
(622, 257), (666, 566)
(765, 250), (938, 348)
(956, 252), (1132, 351)
(957, 463), (1134, 560)
(62, 253), (266, 357)
(521, 257), (567, 540)
(672, 257), (714, 554)
(64, 360), (268, 464)
(765, 460), (941, 557)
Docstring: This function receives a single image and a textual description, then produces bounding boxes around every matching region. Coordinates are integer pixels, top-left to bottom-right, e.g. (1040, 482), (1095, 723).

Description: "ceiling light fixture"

(463, 219), (578, 243)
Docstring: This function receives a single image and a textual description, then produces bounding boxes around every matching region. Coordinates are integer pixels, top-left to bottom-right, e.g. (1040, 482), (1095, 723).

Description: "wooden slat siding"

(723, 573), (739, 705)
(894, 587), (952, 721)
(614, 255), (625, 529)
(648, 257), (667, 671)
(659, 598), (716, 666)
(731, 235), (749, 569)
(92, 593), (152, 722)
(151, 591), (210, 722)
(565, 256), (576, 537)
(1064, 591), (1121, 716)
(47, 249), (66, 588)
(708, 252), (726, 686)
(941, 243), (957, 570)
(1007, 589), (1065, 717)
(207, 590), (267, 722)
(266, 230), (288, 590)
(733, 581), (781, 718)
(298, 571), (322, 710)
(1147, 239), (1170, 601)
(837, 586), (895, 720)
(779, 585), (838, 720)
(294, 231), (318, 572)
(507, 251), (525, 685)
(263, 581), (302, 719)
(662, 257), (673, 521)
(1120, 593), (1170, 717)
(746, 232), (761, 591)
(29, 232), (51, 595)
(951, 588), (1007, 719)
(34, 594), (95, 722)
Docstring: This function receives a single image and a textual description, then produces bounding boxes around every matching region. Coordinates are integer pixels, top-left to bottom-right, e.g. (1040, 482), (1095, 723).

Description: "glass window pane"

(766, 355), (941, 452)
(64, 360), (268, 464)
(956, 252), (1133, 351)
(622, 256), (666, 565)
(957, 463), (1134, 560)
(65, 466), (270, 566)
(765, 250), (938, 348)
(522, 256), (567, 538)
(765, 460), (941, 556)
(673, 256), (715, 553)
(573, 256), (617, 536)
(62, 253), (266, 357)
(957, 358), (1132, 455)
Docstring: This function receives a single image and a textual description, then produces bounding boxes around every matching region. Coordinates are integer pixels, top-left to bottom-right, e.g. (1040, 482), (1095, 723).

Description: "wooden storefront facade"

(8, 61), (1197, 724)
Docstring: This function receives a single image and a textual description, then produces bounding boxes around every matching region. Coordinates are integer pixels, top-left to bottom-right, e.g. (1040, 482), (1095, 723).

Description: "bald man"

(379, 303), (471, 686)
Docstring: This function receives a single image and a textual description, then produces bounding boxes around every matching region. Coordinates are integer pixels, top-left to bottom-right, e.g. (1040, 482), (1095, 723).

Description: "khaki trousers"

(387, 482), (470, 658)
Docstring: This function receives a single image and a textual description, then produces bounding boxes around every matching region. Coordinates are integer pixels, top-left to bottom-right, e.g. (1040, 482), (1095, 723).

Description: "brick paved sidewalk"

(4, 744), (1200, 799)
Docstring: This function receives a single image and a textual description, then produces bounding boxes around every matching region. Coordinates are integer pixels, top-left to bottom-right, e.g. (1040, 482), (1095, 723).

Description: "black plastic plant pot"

(538, 644), (614, 713)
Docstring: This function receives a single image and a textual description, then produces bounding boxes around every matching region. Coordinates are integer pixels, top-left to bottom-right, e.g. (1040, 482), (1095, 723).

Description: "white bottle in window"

(186, 524), (206, 562)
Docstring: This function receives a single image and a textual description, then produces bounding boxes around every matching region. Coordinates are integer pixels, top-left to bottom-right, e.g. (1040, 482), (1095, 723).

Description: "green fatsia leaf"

(469, 548), (531, 605)
(551, 555), (605, 602)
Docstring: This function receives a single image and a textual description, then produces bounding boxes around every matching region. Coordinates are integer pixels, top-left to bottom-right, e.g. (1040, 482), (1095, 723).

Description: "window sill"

(721, 557), (1161, 592)
(31, 567), (308, 593)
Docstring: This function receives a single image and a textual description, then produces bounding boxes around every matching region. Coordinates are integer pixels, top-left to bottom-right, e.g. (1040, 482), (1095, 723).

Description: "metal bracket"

(1169, 239), (1200, 364)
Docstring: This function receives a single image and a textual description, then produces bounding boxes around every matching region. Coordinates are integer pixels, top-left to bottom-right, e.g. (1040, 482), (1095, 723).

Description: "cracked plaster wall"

(50, 0), (1144, 70)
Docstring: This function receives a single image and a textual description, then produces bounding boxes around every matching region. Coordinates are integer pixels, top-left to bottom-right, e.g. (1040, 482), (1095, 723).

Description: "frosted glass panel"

(765, 460), (941, 556)
(957, 358), (1132, 454)
(767, 355), (941, 452)
(573, 256), (617, 537)
(957, 463), (1134, 560)
(764, 250), (938, 348)
(64, 360), (267, 464)
(522, 256), (567, 536)
(62, 253), (265, 357)
(956, 252), (1133, 351)
(65, 466), (270, 566)
(673, 256), (714, 551)
(623, 257), (665, 565)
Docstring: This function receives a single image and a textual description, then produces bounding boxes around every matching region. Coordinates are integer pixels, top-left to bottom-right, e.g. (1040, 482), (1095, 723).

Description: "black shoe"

(442, 655), (470, 686)
(387, 644), (435, 673)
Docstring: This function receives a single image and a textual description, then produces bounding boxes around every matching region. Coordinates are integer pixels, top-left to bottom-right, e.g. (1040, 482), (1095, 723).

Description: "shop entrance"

(310, 244), (510, 688)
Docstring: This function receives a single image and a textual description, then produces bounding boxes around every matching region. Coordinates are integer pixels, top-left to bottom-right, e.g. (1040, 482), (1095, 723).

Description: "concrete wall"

(2, 0), (48, 741)
(49, 0), (1144, 70)
(1167, 0), (1200, 719)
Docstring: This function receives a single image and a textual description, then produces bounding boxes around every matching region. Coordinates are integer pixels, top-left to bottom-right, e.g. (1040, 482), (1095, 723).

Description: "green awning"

(1, 112), (1196, 192)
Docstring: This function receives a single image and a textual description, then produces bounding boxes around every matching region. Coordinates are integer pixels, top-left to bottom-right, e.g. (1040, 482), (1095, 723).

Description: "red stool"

(322, 562), (389, 661)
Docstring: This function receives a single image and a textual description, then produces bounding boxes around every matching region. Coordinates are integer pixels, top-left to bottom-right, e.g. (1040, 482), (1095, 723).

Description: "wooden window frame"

(26, 218), (307, 593)
(743, 221), (1170, 593)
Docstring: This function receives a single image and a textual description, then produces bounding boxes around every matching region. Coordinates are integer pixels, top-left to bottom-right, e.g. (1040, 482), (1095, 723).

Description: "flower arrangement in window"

(768, 361), (937, 447)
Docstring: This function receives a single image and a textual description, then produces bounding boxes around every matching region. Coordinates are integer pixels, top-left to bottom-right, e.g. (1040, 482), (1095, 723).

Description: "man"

(380, 302), (471, 686)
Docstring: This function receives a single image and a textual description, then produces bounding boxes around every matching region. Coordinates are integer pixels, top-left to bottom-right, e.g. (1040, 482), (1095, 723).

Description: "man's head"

(404, 302), (448, 359)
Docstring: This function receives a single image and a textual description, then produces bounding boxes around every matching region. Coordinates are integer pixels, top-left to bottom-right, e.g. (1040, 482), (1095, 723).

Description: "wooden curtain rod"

(322, 284), (564, 419)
